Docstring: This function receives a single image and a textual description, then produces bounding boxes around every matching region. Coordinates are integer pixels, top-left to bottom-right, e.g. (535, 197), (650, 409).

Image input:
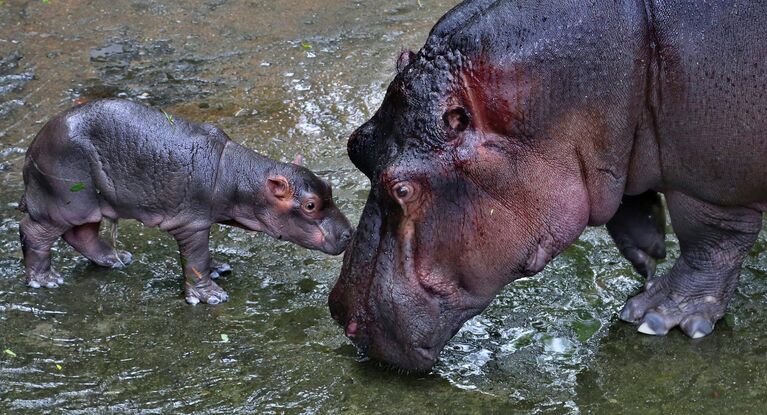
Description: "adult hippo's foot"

(606, 191), (667, 278)
(619, 258), (737, 338)
(618, 191), (761, 338)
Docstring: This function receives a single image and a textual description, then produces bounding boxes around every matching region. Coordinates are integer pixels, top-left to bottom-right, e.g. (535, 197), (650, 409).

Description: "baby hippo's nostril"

(341, 229), (353, 242)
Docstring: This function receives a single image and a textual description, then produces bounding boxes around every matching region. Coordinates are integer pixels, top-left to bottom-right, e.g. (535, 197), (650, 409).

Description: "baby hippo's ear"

(267, 176), (292, 200)
(292, 154), (305, 166)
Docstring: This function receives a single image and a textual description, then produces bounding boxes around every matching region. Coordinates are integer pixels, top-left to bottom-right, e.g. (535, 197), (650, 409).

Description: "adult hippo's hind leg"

(20, 215), (67, 288)
(606, 191), (667, 279)
(63, 222), (133, 268)
(619, 191), (761, 338)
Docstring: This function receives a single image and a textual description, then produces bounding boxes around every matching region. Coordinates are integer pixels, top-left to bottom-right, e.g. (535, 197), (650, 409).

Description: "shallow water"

(0, 1), (765, 414)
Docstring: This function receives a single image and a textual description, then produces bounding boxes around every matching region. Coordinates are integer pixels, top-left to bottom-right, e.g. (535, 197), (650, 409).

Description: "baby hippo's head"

(252, 155), (352, 255)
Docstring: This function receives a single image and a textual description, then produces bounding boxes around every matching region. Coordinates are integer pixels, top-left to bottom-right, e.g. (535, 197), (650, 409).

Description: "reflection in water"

(0, 0), (765, 414)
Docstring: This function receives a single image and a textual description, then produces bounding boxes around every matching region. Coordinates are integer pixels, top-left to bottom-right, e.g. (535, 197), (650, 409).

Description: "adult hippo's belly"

(329, 0), (767, 371)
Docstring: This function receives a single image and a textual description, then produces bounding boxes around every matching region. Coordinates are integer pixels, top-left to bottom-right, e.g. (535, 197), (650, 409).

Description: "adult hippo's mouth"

(329, 194), (496, 371)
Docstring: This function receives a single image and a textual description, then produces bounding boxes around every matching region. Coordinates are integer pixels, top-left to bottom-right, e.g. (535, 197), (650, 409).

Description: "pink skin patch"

(345, 320), (359, 338)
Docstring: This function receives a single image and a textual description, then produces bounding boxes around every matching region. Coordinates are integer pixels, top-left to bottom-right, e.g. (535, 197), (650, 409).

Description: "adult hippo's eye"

(392, 182), (418, 204)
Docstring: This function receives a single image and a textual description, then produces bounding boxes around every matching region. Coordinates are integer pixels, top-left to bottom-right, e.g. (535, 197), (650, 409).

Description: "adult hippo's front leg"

(619, 192), (761, 338)
(606, 191), (667, 279)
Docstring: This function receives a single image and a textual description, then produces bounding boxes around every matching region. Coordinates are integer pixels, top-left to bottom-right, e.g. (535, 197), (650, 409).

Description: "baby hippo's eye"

(302, 200), (317, 213)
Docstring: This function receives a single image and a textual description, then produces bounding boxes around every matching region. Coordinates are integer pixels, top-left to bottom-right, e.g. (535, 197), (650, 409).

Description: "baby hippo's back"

(23, 99), (228, 226)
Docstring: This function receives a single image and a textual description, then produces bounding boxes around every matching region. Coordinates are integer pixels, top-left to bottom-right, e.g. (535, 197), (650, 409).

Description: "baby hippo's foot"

(95, 250), (133, 269)
(27, 269), (64, 288)
(619, 259), (734, 339)
(185, 277), (229, 305)
(210, 259), (232, 280)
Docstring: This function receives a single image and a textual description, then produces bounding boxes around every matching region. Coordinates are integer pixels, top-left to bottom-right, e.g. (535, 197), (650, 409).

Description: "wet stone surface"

(0, 51), (33, 118)
(82, 36), (227, 106)
(0, 0), (766, 414)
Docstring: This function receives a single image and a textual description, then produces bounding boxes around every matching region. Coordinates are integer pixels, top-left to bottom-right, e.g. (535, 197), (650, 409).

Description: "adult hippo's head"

(329, 0), (649, 371)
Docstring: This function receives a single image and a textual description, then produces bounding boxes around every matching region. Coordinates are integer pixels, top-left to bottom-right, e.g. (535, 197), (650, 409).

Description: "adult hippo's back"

(330, 0), (767, 370)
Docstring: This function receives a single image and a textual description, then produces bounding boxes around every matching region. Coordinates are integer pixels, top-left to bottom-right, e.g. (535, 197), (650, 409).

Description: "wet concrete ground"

(1, 1), (766, 414)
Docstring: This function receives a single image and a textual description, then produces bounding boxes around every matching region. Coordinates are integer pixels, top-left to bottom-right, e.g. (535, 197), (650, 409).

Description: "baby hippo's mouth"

(221, 218), (266, 234)
(319, 226), (354, 255)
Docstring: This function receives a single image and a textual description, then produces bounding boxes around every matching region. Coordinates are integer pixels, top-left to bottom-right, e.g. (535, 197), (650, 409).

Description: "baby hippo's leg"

(210, 258), (232, 279)
(63, 222), (132, 268)
(172, 227), (229, 305)
(20, 215), (66, 288)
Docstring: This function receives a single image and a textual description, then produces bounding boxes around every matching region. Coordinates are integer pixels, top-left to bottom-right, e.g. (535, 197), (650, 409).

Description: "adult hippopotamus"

(329, 0), (767, 370)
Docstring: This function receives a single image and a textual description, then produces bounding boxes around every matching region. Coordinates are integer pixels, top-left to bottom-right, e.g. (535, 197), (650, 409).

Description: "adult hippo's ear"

(396, 49), (416, 73)
(443, 107), (471, 133)
(452, 64), (539, 139)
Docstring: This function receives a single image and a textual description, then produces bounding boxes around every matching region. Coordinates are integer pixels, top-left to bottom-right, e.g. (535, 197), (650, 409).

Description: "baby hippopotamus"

(19, 99), (352, 304)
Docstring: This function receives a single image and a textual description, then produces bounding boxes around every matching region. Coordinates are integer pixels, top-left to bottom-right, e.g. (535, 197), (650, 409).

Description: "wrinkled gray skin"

(330, 0), (767, 370)
(20, 99), (352, 304)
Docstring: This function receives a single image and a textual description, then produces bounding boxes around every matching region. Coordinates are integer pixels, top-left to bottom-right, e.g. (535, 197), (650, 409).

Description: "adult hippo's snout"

(329, 192), (437, 371)
(329, 187), (497, 371)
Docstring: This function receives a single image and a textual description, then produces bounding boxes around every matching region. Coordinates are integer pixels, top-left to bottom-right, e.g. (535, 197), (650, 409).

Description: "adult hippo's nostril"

(328, 292), (371, 352)
(328, 292), (347, 325)
(345, 320), (359, 338)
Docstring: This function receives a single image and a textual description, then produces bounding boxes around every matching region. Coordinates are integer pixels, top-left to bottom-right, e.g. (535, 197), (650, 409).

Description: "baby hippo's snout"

(319, 212), (354, 255)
